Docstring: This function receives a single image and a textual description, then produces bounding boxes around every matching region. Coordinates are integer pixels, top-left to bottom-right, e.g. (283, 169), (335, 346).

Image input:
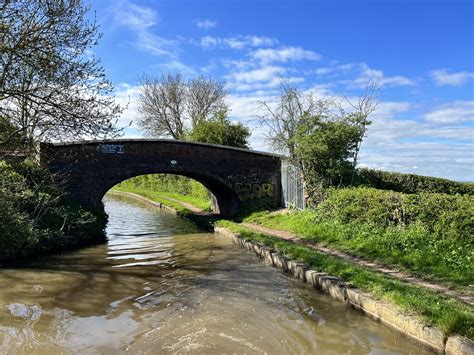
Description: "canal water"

(0, 193), (431, 354)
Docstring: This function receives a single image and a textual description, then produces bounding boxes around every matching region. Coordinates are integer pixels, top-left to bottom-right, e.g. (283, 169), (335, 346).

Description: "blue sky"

(91, 0), (473, 181)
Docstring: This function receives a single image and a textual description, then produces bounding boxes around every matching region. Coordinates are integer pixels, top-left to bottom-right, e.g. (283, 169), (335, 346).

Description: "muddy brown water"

(0, 194), (432, 354)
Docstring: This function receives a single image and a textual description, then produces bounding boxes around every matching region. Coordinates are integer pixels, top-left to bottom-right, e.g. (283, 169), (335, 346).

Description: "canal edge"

(214, 226), (474, 355)
(107, 190), (178, 214)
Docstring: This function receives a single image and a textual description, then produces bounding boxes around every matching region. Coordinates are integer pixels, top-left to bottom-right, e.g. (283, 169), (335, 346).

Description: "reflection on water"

(0, 194), (432, 354)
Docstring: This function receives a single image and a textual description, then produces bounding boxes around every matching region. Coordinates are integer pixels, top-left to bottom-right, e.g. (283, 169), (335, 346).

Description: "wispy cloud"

(113, 1), (176, 57)
(194, 18), (216, 30)
(430, 69), (474, 86)
(200, 35), (279, 49)
(114, 1), (158, 30)
(251, 46), (321, 64)
(424, 100), (474, 124)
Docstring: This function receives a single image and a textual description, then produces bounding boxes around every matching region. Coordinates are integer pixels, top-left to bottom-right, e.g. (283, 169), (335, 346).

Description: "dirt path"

(242, 222), (474, 307)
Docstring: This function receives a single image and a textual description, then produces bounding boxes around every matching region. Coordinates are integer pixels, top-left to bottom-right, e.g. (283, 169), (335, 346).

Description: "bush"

(311, 187), (473, 283)
(353, 168), (473, 195)
(315, 187), (473, 241)
(0, 160), (106, 260)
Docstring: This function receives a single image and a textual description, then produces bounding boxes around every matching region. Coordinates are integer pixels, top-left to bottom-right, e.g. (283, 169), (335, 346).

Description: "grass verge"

(244, 208), (473, 291)
(112, 186), (211, 211)
(217, 220), (474, 340)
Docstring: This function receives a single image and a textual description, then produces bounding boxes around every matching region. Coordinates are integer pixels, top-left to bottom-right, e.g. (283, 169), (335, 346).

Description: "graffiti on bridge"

(234, 182), (275, 201)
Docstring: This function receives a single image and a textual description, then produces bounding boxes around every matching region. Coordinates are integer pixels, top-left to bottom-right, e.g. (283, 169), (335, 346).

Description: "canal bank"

(113, 189), (474, 354)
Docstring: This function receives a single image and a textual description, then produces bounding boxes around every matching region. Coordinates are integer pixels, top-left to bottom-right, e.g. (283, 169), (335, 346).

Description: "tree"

(345, 82), (379, 184)
(259, 80), (378, 202)
(258, 81), (332, 163)
(295, 115), (361, 198)
(137, 73), (228, 139)
(258, 81), (335, 200)
(0, 0), (124, 149)
(186, 109), (250, 148)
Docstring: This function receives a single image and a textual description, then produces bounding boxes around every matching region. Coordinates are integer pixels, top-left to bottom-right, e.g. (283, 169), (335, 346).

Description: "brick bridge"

(40, 139), (282, 217)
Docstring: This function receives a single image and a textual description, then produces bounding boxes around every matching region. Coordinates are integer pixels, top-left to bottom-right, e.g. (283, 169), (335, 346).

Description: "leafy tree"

(186, 109), (250, 148)
(259, 80), (378, 201)
(295, 115), (361, 201)
(137, 73), (228, 139)
(0, 0), (124, 149)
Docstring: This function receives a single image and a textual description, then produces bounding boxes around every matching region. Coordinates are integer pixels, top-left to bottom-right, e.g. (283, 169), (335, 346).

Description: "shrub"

(0, 160), (106, 260)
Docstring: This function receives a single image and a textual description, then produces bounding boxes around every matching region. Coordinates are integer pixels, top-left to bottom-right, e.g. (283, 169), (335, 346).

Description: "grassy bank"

(245, 187), (473, 290)
(0, 160), (106, 261)
(112, 185), (211, 211)
(217, 220), (474, 339)
(116, 174), (211, 210)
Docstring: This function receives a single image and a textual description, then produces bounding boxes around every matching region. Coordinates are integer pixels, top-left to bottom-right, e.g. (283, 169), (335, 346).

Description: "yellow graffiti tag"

(234, 182), (275, 201)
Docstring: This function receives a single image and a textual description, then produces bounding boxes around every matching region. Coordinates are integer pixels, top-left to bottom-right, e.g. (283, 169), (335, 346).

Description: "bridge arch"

(40, 139), (282, 217)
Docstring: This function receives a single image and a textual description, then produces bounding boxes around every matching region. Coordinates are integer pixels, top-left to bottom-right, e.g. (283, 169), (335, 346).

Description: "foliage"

(217, 220), (474, 339)
(138, 73), (227, 139)
(0, 0), (123, 148)
(0, 160), (106, 260)
(258, 81), (378, 199)
(295, 115), (361, 194)
(354, 168), (474, 195)
(185, 109), (250, 148)
(113, 185), (211, 212)
(116, 174), (211, 206)
(245, 187), (474, 287)
(0, 115), (21, 152)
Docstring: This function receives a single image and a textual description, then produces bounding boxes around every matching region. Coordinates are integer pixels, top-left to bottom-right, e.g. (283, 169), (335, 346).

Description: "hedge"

(353, 168), (473, 195)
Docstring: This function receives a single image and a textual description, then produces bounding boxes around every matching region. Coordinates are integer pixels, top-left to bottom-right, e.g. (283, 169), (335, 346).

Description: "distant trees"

(259, 81), (378, 201)
(137, 74), (228, 140)
(0, 0), (123, 150)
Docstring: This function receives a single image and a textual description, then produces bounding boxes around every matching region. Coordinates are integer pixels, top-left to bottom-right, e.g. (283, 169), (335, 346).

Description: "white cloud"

(353, 66), (415, 87)
(251, 46), (321, 64)
(360, 141), (474, 181)
(135, 31), (177, 57)
(424, 101), (474, 124)
(113, 1), (176, 57)
(314, 63), (356, 76)
(359, 103), (474, 181)
(113, 83), (141, 133)
(231, 66), (286, 83)
(371, 101), (412, 119)
(200, 35), (278, 49)
(114, 1), (158, 30)
(155, 60), (196, 76)
(201, 36), (219, 47)
(194, 19), (216, 30)
(430, 69), (474, 86)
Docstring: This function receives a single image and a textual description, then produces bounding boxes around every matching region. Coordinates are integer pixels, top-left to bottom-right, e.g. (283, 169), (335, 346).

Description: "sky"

(90, 0), (473, 181)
